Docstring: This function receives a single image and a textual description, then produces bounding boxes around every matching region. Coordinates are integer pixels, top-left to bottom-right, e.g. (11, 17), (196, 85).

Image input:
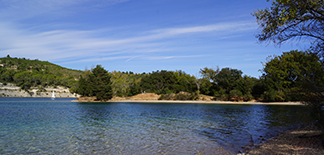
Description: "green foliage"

(77, 65), (113, 101)
(129, 82), (141, 96)
(0, 57), (82, 89)
(174, 70), (197, 93)
(140, 70), (196, 94)
(76, 76), (92, 96)
(200, 79), (217, 96)
(252, 0), (324, 55)
(199, 67), (244, 95)
(261, 89), (282, 102)
(229, 89), (243, 97)
(89, 65), (113, 100)
(199, 66), (220, 82)
(251, 78), (267, 99)
(261, 50), (324, 101)
(2, 51), (322, 106)
(216, 68), (243, 93)
(244, 93), (254, 101)
(174, 93), (196, 100)
(110, 71), (144, 97)
(236, 75), (257, 96)
(158, 92), (197, 101)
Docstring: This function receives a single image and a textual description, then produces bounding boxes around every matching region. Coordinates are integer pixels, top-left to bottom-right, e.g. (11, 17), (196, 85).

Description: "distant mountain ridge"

(0, 55), (83, 77)
(0, 55), (84, 93)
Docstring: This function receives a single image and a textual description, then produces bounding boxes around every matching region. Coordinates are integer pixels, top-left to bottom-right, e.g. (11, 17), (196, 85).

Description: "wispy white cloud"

(142, 21), (256, 41)
(0, 20), (256, 63)
(0, 0), (256, 63)
(125, 46), (169, 62)
(62, 56), (132, 64)
(150, 22), (255, 36)
(146, 55), (206, 60)
(0, 0), (130, 20)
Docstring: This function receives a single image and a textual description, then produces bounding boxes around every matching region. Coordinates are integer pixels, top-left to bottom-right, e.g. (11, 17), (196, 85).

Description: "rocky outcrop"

(0, 83), (80, 98)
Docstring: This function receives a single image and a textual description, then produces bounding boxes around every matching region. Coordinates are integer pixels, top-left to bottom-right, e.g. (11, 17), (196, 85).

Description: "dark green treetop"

(216, 68), (243, 93)
(262, 50), (324, 101)
(88, 65), (113, 101)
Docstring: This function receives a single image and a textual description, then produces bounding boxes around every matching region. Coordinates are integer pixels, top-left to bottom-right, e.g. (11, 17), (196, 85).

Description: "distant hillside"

(0, 55), (84, 92)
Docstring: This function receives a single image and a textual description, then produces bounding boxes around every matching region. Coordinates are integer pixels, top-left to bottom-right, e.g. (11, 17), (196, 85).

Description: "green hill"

(0, 55), (83, 92)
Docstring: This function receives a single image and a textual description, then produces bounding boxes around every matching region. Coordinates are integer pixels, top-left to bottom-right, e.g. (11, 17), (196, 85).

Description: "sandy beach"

(73, 93), (304, 105)
(107, 100), (304, 105)
(73, 99), (303, 105)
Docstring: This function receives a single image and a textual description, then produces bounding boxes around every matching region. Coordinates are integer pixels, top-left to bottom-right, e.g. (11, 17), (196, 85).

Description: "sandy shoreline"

(247, 123), (324, 155)
(73, 99), (304, 105)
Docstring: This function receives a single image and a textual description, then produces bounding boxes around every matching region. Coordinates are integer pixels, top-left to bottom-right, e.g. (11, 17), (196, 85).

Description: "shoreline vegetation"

(75, 50), (324, 105)
(72, 93), (303, 105)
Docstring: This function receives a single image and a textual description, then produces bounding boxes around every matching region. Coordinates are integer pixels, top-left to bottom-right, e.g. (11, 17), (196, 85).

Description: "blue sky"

(0, 0), (309, 77)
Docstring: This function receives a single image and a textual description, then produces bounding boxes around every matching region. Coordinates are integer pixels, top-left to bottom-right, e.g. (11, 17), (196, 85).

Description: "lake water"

(0, 98), (312, 154)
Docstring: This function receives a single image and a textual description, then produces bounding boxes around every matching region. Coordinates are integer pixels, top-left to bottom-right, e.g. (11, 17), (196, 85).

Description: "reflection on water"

(0, 98), (311, 154)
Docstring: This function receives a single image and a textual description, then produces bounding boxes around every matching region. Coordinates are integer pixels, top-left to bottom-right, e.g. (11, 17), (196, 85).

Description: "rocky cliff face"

(0, 83), (80, 98)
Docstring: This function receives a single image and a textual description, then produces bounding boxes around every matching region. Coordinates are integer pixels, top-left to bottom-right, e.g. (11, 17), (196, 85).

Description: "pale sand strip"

(74, 99), (304, 105)
(247, 123), (324, 155)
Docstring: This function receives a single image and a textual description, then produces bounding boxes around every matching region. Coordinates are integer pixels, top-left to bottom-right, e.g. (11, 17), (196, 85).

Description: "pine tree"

(89, 65), (113, 100)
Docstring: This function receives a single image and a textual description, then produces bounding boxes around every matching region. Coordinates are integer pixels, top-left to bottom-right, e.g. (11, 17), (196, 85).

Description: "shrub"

(164, 88), (175, 94)
(229, 89), (243, 98)
(243, 93), (254, 101)
(158, 92), (198, 100)
(218, 88), (226, 95)
(158, 94), (164, 100)
(220, 94), (229, 101)
(262, 89), (285, 102)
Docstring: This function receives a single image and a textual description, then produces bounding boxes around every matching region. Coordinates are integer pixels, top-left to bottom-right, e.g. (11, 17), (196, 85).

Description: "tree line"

(75, 50), (324, 102)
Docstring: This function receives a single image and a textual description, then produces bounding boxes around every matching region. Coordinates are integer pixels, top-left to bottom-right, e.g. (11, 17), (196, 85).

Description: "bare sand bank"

(107, 100), (304, 105)
(247, 123), (324, 155)
(73, 93), (306, 105)
(73, 93), (304, 105)
(73, 99), (303, 105)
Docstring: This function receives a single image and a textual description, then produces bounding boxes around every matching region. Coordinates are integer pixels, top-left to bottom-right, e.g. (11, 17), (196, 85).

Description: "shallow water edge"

(74, 99), (304, 105)
(0, 98), (311, 154)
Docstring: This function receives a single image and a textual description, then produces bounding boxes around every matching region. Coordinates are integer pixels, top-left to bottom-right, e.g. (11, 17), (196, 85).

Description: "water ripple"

(0, 98), (311, 154)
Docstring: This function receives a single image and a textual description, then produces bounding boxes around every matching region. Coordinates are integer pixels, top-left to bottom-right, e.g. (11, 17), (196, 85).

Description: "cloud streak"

(0, 0), (131, 22)
(146, 55), (207, 60)
(0, 20), (256, 64)
(151, 22), (255, 35)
